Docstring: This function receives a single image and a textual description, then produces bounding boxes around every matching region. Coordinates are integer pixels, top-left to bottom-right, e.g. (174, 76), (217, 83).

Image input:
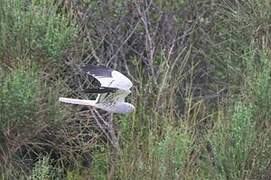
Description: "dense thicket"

(0, 0), (270, 179)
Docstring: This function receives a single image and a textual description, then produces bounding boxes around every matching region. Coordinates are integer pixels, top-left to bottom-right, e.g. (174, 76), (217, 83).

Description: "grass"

(0, 0), (270, 179)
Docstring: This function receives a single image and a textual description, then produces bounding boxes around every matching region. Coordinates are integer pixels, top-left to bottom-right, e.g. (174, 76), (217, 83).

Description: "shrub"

(31, 156), (54, 180)
(0, 0), (77, 60)
(0, 64), (40, 130)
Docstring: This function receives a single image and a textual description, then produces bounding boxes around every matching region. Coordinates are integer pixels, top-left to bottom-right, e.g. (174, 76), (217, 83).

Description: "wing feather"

(96, 89), (130, 104)
(81, 65), (133, 91)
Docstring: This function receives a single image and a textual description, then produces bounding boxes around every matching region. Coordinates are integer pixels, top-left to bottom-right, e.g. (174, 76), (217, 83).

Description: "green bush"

(207, 103), (254, 179)
(202, 50), (271, 179)
(0, 65), (39, 130)
(151, 126), (191, 179)
(1, 0), (271, 179)
(0, 63), (65, 129)
(31, 156), (54, 180)
(0, 0), (77, 60)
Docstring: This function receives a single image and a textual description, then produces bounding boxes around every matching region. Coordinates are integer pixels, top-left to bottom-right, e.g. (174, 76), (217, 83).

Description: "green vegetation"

(1, 0), (270, 179)
(0, 0), (77, 59)
(31, 156), (55, 180)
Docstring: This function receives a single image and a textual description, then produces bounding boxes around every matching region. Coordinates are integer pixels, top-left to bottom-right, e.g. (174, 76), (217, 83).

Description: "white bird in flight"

(59, 65), (135, 113)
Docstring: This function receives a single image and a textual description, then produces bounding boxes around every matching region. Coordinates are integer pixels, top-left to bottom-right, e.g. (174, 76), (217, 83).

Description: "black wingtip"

(83, 87), (117, 94)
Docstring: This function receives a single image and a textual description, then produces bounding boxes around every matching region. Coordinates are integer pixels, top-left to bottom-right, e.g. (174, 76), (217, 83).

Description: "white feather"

(59, 97), (96, 106)
(110, 71), (133, 90)
(59, 65), (134, 113)
(87, 70), (132, 91)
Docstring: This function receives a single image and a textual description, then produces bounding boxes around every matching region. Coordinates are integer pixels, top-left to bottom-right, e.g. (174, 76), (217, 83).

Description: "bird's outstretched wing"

(81, 65), (133, 91)
(59, 65), (134, 113)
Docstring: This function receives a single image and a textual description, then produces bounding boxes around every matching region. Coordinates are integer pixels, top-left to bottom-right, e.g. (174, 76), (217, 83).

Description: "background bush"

(0, 0), (270, 179)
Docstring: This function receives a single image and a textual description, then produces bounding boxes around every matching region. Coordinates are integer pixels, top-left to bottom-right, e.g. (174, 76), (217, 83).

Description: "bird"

(59, 65), (135, 113)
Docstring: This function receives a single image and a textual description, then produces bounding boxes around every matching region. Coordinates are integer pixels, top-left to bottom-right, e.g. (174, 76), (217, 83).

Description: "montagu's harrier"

(59, 65), (134, 113)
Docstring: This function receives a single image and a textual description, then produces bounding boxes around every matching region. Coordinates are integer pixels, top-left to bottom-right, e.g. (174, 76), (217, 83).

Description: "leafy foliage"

(0, 0), (77, 60)
(0, 0), (270, 179)
(31, 156), (54, 180)
(1, 65), (39, 129)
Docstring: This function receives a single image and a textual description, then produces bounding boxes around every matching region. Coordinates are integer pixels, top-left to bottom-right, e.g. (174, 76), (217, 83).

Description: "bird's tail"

(59, 97), (96, 106)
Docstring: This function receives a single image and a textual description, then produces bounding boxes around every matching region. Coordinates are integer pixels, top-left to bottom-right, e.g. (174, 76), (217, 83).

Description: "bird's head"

(114, 102), (135, 113)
